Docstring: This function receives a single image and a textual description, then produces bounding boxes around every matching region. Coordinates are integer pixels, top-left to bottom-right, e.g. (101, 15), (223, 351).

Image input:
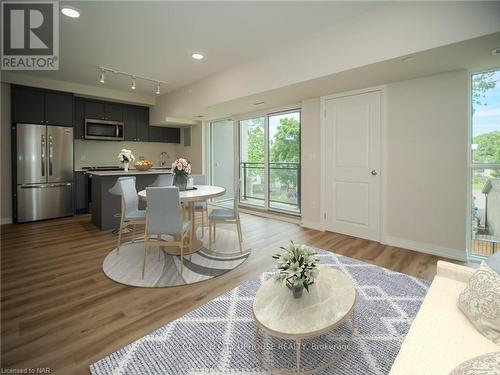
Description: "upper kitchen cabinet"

(11, 85), (73, 126)
(45, 92), (74, 126)
(84, 100), (123, 122)
(123, 105), (150, 142)
(105, 102), (123, 122)
(149, 126), (180, 143)
(74, 99), (85, 139)
(84, 101), (105, 120)
(136, 107), (149, 142)
(165, 127), (181, 143)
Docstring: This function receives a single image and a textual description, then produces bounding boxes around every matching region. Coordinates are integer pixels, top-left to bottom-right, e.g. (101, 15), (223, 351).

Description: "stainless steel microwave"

(84, 119), (124, 141)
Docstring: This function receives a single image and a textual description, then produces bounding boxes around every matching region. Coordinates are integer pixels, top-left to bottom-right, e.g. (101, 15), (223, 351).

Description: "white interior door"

(324, 91), (381, 241)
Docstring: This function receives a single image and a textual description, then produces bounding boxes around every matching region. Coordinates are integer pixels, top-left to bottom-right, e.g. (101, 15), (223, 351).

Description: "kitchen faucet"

(159, 152), (170, 168)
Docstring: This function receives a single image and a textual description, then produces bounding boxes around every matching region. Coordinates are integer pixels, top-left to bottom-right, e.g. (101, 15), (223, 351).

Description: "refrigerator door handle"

(41, 134), (45, 177)
(49, 135), (53, 176)
(20, 183), (72, 189)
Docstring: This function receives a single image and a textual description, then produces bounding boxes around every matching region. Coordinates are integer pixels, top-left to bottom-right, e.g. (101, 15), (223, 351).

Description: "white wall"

(1, 83), (12, 224)
(300, 70), (468, 260)
(176, 125), (203, 174)
(300, 98), (322, 229)
(384, 71), (468, 259)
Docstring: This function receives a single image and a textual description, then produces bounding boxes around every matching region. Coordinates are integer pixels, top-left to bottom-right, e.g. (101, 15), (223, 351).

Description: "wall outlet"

(80, 154), (87, 162)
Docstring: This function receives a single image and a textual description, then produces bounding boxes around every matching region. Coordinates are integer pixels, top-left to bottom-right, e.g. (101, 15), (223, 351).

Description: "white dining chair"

(109, 177), (146, 254)
(142, 186), (192, 278)
(192, 174), (208, 236)
(149, 174), (173, 187)
(208, 180), (243, 253)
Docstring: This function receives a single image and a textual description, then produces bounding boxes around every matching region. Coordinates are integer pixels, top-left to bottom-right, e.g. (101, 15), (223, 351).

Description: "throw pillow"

(457, 263), (500, 344)
(449, 351), (500, 375)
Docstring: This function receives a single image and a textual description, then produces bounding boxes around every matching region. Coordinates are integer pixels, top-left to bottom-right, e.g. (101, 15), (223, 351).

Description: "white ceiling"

(201, 32), (500, 120)
(18, 1), (380, 94)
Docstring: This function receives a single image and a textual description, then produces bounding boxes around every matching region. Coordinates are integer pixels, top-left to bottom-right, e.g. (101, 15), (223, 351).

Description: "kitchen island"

(88, 169), (171, 230)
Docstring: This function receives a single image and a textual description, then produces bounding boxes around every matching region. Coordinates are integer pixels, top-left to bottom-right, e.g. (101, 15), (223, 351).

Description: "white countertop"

(86, 169), (172, 176)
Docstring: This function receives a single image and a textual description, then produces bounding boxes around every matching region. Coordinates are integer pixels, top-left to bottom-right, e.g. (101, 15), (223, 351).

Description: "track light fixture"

(97, 66), (167, 94)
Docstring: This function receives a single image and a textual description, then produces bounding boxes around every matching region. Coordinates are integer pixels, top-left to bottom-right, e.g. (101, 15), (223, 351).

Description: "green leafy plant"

(272, 241), (319, 292)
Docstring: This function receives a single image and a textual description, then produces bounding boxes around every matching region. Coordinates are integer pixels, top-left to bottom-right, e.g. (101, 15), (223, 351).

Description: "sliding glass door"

(470, 69), (500, 257)
(239, 117), (266, 208)
(239, 110), (301, 214)
(209, 119), (234, 206)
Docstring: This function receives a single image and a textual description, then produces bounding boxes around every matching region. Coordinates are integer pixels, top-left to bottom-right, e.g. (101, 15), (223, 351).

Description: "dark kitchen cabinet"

(73, 99), (85, 139)
(11, 87), (45, 124)
(74, 171), (89, 213)
(83, 100), (123, 122)
(149, 126), (180, 143)
(149, 126), (166, 143)
(84, 101), (105, 120)
(123, 105), (150, 142)
(11, 86), (73, 126)
(136, 107), (149, 142)
(123, 106), (137, 141)
(165, 127), (181, 143)
(105, 103), (123, 122)
(45, 92), (73, 126)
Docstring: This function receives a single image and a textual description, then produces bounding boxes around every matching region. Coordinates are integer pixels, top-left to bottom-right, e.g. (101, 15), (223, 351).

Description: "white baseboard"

(383, 235), (467, 262)
(300, 220), (324, 231)
(1, 217), (12, 225)
(238, 207), (301, 225)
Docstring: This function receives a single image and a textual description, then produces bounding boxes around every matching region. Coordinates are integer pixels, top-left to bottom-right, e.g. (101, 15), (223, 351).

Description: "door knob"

(371, 169), (378, 176)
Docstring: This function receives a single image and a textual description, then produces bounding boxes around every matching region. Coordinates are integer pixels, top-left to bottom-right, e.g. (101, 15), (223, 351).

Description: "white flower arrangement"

(273, 241), (320, 292)
(171, 158), (191, 176)
(117, 149), (135, 164)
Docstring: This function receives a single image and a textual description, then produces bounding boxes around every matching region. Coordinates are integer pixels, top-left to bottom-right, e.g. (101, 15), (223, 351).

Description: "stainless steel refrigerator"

(15, 123), (74, 223)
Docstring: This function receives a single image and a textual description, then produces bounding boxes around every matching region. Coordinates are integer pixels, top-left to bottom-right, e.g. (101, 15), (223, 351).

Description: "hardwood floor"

(1, 213), (446, 374)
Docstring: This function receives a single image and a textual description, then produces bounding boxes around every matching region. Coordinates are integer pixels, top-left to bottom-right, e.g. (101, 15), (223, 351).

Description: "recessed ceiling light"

(61, 6), (80, 18)
(191, 53), (204, 60)
(402, 56), (415, 63)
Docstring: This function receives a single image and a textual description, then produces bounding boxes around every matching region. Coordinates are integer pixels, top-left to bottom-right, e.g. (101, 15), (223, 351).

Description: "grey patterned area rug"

(91, 249), (430, 374)
(103, 227), (250, 288)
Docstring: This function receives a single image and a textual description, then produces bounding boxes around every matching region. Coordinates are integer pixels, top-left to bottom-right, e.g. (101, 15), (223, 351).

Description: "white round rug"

(103, 227), (251, 287)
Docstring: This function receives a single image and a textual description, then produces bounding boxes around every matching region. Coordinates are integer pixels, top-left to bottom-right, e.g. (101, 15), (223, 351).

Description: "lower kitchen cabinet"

(74, 171), (89, 213)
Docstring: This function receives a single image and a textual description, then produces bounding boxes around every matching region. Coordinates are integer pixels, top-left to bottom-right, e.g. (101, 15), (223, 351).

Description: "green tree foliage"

(270, 117), (300, 187)
(247, 120), (264, 163)
(473, 131), (500, 177)
(270, 118), (300, 163)
(472, 72), (496, 114)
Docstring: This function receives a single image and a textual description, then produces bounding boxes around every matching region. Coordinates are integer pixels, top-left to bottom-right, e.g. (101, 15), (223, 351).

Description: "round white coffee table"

(252, 266), (356, 374)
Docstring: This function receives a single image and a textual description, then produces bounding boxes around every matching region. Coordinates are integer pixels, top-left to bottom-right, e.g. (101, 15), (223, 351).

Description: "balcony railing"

(240, 161), (300, 213)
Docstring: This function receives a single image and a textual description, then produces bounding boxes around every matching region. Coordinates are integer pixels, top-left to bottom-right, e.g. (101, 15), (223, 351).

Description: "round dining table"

(138, 185), (226, 254)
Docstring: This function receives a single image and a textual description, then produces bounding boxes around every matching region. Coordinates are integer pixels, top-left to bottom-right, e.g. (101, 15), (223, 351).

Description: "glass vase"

(173, 173), (188, 191)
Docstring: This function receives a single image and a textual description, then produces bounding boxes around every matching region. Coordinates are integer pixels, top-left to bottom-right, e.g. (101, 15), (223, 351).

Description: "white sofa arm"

(436, 261), (475, 283)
